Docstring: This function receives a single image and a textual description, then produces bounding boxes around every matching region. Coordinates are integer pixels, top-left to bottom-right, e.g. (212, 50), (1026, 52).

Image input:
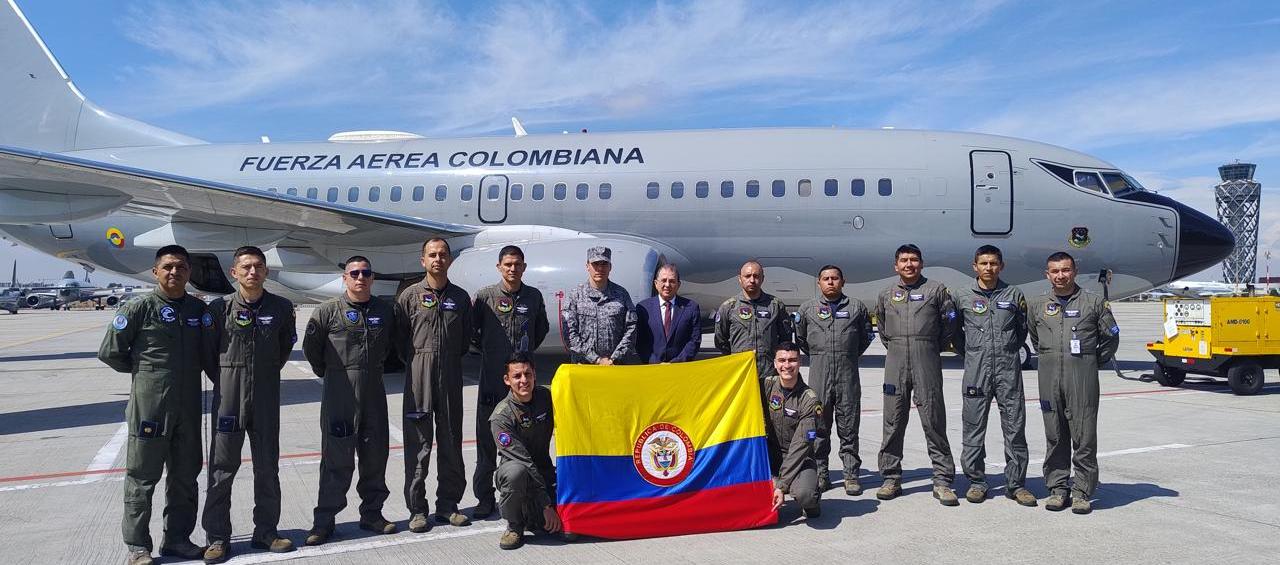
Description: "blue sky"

(4, 0), (1279, 284)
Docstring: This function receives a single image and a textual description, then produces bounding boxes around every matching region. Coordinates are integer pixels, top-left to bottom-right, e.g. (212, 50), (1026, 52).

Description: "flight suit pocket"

(128, 372), (169, 437)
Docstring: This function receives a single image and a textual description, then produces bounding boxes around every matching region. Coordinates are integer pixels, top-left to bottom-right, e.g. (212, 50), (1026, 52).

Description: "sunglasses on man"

(347, 269), (373, 279)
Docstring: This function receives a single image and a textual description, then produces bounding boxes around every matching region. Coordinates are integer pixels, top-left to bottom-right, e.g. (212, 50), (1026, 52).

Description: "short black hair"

(422, 237), (452, 255)
(973, 245), (1003, 263)
(233, 245), (267, 265)
(505, 352), (534, 373)
(154, 245), (190, 265)
(895, 244), (923, 261)
(817, 264), (844, 279)
(656, 263), (681, 282)
(774, 341), (800, 355)
(342, 255), (372, 270)
(498, 245), (524, 262)
(1046, 251), (1076, 267)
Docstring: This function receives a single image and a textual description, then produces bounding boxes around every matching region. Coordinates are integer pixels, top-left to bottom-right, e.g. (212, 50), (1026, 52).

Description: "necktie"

(663, 300), (673, 337)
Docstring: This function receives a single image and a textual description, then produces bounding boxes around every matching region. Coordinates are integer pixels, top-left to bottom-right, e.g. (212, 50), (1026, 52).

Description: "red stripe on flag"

(558, 479), (777, 539)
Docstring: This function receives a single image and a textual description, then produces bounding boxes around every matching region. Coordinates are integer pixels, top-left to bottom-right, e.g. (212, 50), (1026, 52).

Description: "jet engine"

(449, 237), (663, 352)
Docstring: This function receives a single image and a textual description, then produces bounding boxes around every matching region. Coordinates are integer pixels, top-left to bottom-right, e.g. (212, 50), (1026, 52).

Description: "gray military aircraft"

(0, 1), (1234, 347)
(19, 269), (129, 310)
(1, 261), (20, 314)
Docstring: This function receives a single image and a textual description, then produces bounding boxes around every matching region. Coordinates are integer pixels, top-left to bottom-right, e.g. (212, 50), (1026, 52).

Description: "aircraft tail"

(9, 260), (15, 288)
(0, 0), (201, 152)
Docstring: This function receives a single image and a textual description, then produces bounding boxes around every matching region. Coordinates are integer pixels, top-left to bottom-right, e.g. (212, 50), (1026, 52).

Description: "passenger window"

(285, 187), (297, 196)
(576, 183), (589, 200)
(721, 180), (734, 198)
(798, 179), (812, 197)
(599, 183), (612, 200)
(413, 185), (424, 201)
(696, 181), (709, 198)
(368, 186), (380, 202)
(488, 183), (501, 200)
(671, 181), (684, 199)
(878, 178), (892, 196)
(268, 188), (278, 193)
(306, 187), (318, 199)
(1075, 172), (1106, 193)
(746, 180), (760, 198)
(435, 185), (447, 201)
(511, 183), (523, 201)
(327, 187), (339, 202)
(554, 183), (567, 201)
(852, 179), (865, 196)
(347, 186), (359, 202)
(532, 183), (545, 201)
(771, 180), (785, 198)
(461, 184), (474, 201)
(647, 182), (660, 199)
(390, 186), (402, 202)
(824, 179), (838, 197)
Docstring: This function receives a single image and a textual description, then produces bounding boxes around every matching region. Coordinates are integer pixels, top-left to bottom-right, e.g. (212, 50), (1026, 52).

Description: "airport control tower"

(1215, 162), (1260, 285)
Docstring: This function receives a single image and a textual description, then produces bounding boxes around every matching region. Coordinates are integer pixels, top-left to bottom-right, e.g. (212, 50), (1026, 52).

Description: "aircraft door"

(478, 174), (509, 223)
(970, 151), (1013, 234)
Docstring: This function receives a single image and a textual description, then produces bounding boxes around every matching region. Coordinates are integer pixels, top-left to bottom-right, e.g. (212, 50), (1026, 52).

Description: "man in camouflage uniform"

(794, 264), (874, 495)
(98, 245), (213, 565)
(303, 256), (397, 545)
(764, 342), (821, 519)
(952, 245), (1037, 507)
(471, 245), (549, 518)
(563, 246), (636, 365)
(490, 353), (560, 550)
(1028, 251), (1119, 515)
(715, 260), (791, 379)
(874, 244), (960, 506)
(202, 246), (296, 562)
(396, 238), (474, 531)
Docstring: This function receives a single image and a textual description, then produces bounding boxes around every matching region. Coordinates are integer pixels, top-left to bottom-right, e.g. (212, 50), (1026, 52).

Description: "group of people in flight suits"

(98, 238), (1118, 564)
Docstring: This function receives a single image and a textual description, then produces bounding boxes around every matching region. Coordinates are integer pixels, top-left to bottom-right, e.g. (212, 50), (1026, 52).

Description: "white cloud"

(971, 54), (1280, 149)
(117, 0), (1010, 134)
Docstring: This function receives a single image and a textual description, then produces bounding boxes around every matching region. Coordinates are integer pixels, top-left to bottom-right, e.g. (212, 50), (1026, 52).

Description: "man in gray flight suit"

(302, 256), (397, 546)
(202, 246), (296, 563)
(764, 342), (821, 519)
(471, 245), (550, 519)
(874, 244), (960, 506)
(794, 265), (874, 495)
(98, 245), (213, 565)
(491, 353), (561, 550)
(951, 245), (1037, 507)
(396, 237), (474, 531)
(1028, 251), (1119, 515)
(715, 260), (792, 380)
(563, 246), (637, 365)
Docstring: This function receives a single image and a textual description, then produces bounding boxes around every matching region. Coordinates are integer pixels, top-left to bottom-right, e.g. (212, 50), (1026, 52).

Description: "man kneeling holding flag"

(764, 342), (822, 518)
(491, 354), (561, 549)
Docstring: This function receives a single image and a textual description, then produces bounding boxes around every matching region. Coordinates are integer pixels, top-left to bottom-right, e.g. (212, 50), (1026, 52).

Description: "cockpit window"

(1074, 171), (1106, 193)
(1101, 172), (1145, 197)
(1038, 161), (1075, 185)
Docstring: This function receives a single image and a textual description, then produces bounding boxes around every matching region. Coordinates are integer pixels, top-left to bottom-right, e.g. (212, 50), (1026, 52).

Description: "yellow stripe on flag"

(552, 351), (764, 457)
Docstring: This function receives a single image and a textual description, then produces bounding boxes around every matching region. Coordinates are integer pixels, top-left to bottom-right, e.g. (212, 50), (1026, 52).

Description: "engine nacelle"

(450, 237), (662, 352)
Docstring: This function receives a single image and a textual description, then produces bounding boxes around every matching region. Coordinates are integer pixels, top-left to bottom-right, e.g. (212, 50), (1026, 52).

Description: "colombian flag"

(552, 352), (776, 539)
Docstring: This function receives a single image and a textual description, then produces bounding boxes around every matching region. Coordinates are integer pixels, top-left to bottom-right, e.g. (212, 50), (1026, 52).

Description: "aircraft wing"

(0, 145), (480, 246)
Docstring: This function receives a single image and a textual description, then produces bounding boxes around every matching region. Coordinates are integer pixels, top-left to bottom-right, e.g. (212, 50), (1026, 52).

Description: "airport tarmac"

(0, 302), (1277, 564)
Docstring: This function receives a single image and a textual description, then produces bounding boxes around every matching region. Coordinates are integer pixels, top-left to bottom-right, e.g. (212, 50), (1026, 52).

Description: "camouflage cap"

(587, 246), (612, 263)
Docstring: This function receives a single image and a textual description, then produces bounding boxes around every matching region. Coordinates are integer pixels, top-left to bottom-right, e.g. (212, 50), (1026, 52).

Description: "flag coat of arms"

(552, 351), (776, 539)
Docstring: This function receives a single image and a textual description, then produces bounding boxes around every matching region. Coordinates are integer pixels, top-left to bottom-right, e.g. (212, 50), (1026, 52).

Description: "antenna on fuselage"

(511, 117), (528, 138)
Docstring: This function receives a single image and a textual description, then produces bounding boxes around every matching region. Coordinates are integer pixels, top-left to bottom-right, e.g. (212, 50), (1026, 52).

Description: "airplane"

(1157, 279), (1241, 298)
(0, 260), (20, 313)
(19, 268), (127, 310)
(0, 1), (1235, 350)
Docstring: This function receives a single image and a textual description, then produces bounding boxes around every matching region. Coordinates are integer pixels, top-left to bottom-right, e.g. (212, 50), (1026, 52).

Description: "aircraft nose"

(1173, 202), (1235, 280)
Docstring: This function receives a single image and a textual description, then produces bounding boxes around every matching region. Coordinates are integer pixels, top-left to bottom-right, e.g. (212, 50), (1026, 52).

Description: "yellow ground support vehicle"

(1146, 296), (1278, 395)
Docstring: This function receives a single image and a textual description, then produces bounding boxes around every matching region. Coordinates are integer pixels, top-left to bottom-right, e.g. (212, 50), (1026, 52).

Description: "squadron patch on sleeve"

(111, 314), (128, 330)
(497, 432), (512, 447)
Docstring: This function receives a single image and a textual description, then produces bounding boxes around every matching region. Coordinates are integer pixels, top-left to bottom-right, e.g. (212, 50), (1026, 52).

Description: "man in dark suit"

(635, 264), (702, 363)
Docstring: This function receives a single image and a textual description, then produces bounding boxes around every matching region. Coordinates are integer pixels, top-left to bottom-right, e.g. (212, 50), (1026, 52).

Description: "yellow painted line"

(0, 323), (102, 350)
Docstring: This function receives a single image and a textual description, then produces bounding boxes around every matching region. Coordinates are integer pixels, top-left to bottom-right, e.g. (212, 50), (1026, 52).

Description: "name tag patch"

(835, 310), (850, 319)
(442, 298), (458, 311)
(185, 317), (200, 327)
(1065, 309), (1081, 318)
(996, 301), (1013, 309)
(515, 304), (530, 314)
(783, 407), (797, 417)
(756, 309), (771, 319)
(367, 316), (382, 326)
(909, 293), (924, 302)
(257, 315), (274, 326)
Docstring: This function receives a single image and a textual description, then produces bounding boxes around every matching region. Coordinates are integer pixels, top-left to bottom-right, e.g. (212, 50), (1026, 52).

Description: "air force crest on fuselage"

(633, 422), (695, 487)
(1069, 226), (1091, 248)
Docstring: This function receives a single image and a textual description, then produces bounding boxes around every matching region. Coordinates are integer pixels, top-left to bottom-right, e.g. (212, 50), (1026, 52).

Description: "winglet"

(511, 117), (528, 137)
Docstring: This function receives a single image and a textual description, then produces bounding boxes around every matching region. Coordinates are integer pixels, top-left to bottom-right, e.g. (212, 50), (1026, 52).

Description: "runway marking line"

(0, 322), (103, 350)
(0, 383), (1198, 485)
